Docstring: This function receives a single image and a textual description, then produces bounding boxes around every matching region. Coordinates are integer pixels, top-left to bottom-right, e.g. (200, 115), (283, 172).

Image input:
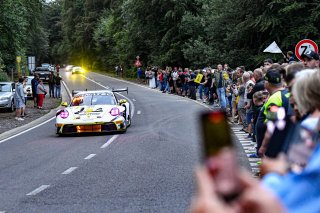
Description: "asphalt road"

(0, 70), (250, 212)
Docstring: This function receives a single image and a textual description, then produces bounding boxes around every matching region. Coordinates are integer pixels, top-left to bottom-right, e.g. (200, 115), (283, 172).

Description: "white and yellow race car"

(56, 88), (131, 135)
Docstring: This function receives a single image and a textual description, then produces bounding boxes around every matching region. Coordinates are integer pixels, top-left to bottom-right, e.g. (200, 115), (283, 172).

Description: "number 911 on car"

(55, 89), (131, 135)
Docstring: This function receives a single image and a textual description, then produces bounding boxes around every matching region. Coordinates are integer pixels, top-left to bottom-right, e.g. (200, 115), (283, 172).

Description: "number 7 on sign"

(295, 39), (318, 61)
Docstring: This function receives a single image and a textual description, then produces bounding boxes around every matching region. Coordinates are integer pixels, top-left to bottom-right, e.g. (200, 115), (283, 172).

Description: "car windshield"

(71, 93), (116, 106)
(0, 84), (11, 92)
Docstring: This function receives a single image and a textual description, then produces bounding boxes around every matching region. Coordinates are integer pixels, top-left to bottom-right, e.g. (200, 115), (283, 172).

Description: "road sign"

(28, 56), (36, 73)
(295, 39), (319, 61)
(135, 59), (142, 67)
(16, 56), (21, 63)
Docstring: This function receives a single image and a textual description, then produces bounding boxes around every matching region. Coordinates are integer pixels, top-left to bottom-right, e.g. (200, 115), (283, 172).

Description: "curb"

(0, 81), (71, 142)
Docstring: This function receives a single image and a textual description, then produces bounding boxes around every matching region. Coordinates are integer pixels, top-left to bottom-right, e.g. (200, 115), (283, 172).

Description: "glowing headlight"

(60, 110), (69, 119)
(110, 108), (120, 116)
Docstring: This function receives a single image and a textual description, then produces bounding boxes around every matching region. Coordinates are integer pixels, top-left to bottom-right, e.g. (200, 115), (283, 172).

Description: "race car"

(55, 88), (131, 135)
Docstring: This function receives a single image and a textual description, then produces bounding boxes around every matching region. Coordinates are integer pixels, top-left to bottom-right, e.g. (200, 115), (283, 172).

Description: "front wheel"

(10, 100), (14, 112)
(127, 115), (131, 127)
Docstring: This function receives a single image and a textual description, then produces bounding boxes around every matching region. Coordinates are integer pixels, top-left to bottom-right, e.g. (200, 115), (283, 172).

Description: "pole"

(11, 68), (13, 81)
(17, 62), (20, 78)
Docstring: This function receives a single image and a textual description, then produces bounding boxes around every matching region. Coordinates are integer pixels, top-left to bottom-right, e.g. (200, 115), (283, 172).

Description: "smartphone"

(200, 110), (242, 202)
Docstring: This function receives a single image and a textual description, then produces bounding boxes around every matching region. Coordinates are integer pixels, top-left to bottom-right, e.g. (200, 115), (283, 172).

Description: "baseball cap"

(264, 69), (282, 85)
(301, 50), (320, 60)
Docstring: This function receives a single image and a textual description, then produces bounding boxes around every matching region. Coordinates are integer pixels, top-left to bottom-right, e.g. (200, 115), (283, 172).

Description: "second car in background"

(71, 66), (85, 74)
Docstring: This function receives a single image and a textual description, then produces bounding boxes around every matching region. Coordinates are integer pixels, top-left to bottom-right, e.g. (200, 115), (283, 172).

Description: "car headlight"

(57, 109), (69, 119)
(110, 107), (120, 116)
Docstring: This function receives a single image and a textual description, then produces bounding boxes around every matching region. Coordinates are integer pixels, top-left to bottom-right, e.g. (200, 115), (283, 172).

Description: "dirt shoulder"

(0, 96), (61, 135)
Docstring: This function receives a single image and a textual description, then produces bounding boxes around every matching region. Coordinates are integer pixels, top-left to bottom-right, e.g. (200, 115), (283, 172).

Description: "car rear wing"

(72, 89), (87, 97)
(112, 87), (128, 94)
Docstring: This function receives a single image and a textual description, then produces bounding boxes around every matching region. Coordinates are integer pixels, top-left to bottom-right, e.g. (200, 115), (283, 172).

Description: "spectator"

(56, 64), (60, 73)
(263, 58), (273, 71)
(230, 82), (238, 123)
(237, 76), (247, 131)
(48, 71), (55, 98)
(137, 67), (143, 82)
(286, 51), (295, 64)
(14, 77), (26, 121)
(198, 70), (206, 102)
(189, 70), (197, 100)
(37, 80), (47, 109)
(300, 50), (320, 69)
(213, 64), (227, 109)
(149, 68), (156, 89)
(31, 74), (39, 107)
(55, 73), (62, 99)
(22, 77), (28, 117)
(284, 62), (304, 121)
(257, 68), (293, 157)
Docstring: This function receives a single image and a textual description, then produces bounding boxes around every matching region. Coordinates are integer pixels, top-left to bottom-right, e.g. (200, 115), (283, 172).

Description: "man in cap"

(256, 68), (293, 157)
(301, 50), (320, 68)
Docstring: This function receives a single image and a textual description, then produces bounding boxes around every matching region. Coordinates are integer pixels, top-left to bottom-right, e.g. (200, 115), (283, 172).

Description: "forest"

(1, 0), (320, 80)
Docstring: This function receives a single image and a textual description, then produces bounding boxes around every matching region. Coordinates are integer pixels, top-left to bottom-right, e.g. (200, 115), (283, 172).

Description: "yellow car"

(71, 66), (85, 74)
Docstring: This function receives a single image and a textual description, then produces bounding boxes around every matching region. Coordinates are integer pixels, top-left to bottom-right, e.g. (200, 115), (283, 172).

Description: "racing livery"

(55, 88), (131, 135)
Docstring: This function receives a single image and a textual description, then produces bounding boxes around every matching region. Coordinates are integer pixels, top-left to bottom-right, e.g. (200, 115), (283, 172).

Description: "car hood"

(63, 105), (125, 120)
(0, 92), (13, 97)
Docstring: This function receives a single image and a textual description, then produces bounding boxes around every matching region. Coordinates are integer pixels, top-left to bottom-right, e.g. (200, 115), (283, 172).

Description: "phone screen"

(200, 110), (241, 202)
(201, 110), (232, 156)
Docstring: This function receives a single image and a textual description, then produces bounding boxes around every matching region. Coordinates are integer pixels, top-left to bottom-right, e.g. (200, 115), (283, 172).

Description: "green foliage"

(2, 0), (320, 73)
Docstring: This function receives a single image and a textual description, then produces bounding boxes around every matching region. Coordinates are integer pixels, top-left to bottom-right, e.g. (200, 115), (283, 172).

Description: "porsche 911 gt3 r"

(56, 88), (131, 135)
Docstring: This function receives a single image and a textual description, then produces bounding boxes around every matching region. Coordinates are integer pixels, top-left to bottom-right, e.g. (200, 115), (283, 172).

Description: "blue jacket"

(263, 144), (320, 213)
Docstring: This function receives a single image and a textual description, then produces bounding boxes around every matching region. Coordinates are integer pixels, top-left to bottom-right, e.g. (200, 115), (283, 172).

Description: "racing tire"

(56, 127), (63, 136)
(127, 115), (131, 127)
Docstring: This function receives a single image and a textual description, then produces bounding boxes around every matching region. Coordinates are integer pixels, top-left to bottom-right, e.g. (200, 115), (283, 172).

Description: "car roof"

(0, 82), (13, 84)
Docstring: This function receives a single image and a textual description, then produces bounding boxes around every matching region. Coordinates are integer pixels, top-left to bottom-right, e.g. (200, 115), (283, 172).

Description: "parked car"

(25, 76), (34, 99)
(41, 63), (55, 72)
(0, 82), (15, 112)
(34, 67), (51, 82)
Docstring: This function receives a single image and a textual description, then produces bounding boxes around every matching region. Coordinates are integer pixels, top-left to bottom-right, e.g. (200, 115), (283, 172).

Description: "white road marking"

(101, 135), (118, 149)
(0, 211), (6, 213)
(248, 158), (260, 162)
(62, 167), (78, 175)
(26, 185), (50, 196)
(84, 154), (96, 160)
(137, 110), (141, 115)
(0, 117), (55, 144)
(132, 99), (136, 101)
(250, 163), (259, 167)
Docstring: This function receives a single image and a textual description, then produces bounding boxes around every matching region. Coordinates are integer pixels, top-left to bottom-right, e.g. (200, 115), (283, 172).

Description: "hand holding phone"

(200, 110), (242, 202)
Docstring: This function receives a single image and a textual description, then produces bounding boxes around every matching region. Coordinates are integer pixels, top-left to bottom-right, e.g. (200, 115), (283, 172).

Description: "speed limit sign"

(295, 39), (318, 61)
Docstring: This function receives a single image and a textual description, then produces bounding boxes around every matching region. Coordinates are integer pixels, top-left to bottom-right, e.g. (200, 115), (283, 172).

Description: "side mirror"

(61, 102), (68, 107)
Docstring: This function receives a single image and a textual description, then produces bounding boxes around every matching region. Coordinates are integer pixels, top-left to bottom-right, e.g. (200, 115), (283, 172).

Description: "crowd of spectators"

(190, 50), (320, 213)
